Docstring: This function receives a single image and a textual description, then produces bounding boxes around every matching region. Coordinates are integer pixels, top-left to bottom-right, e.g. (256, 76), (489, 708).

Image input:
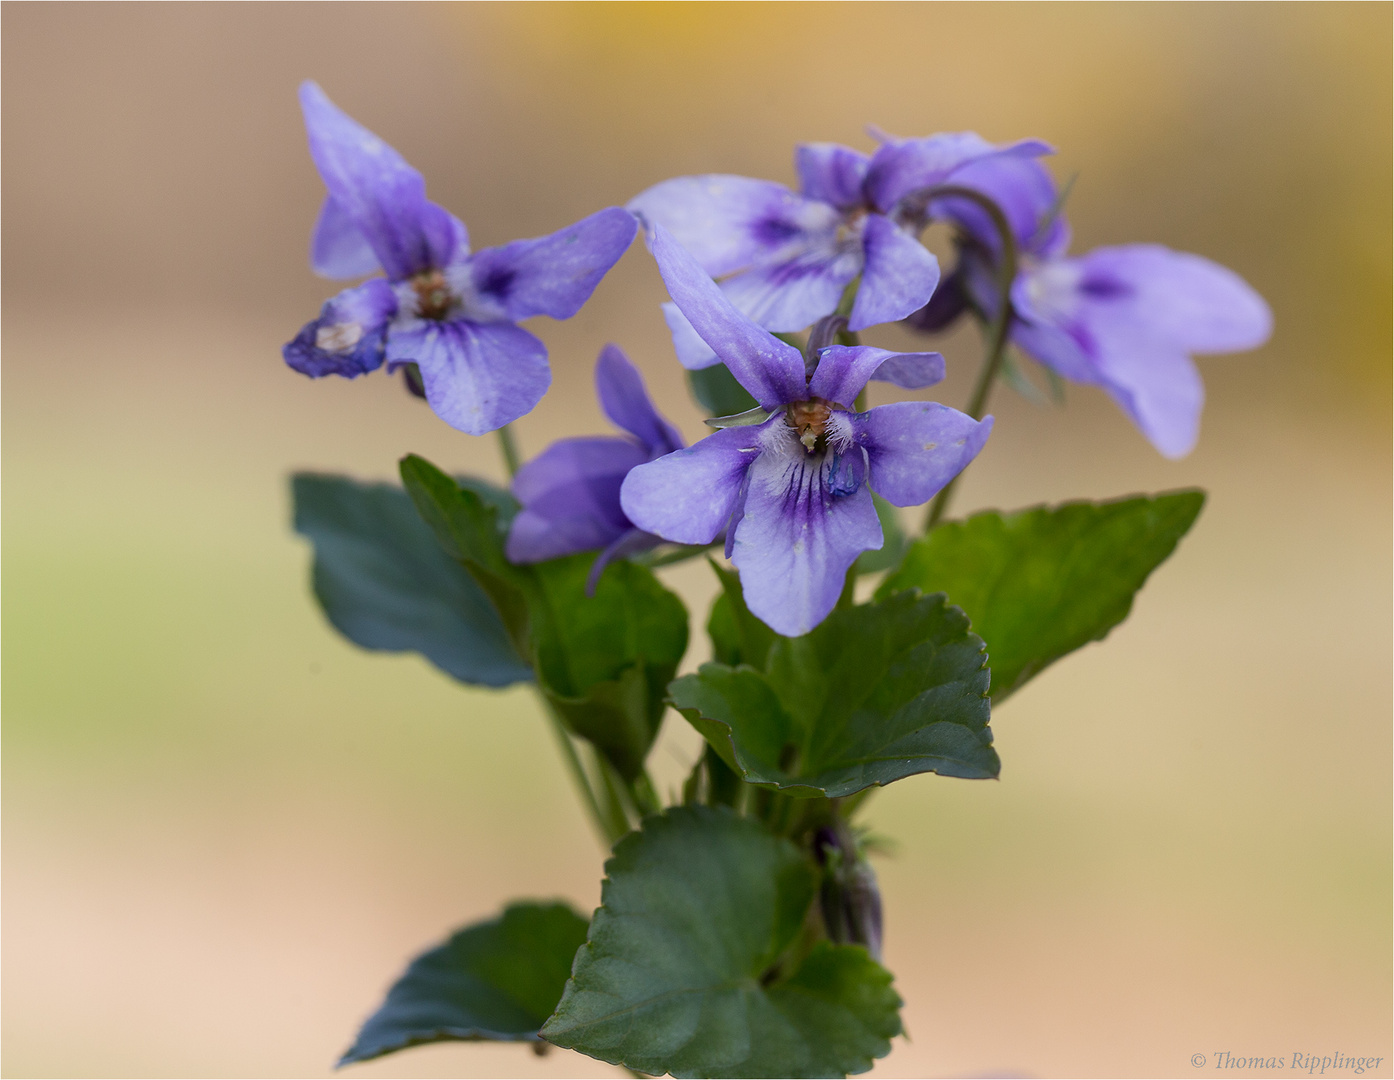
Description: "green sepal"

(339, 901), (589, 1065)
(688, 362), (758, 417)
(290, 473), (530, 687)
(878, 490), (1205, 701)
(400, 454), (689, 779)
(675, 589), (996, 798)
(541, 807), (901, 1078)
(705, 405), (776, 429)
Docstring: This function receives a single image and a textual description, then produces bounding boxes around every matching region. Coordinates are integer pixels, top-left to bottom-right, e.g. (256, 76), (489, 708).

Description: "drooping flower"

(907, 154), (1273, 458)
(626, 131), (1051, 368)
(283, 82), (637, 436)
(506, 344), (683, 591)
(619, 224), (991, 638)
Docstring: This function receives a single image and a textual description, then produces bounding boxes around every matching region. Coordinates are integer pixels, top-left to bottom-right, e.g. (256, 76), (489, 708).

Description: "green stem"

(539, 700), (619, 846)
(495, 424), (521, 479)
(919, 184), (1020, 531)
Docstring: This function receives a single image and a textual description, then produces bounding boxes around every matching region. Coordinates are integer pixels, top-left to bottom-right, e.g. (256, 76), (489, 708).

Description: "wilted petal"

(620, 425), (762, 545)
(310, 196), (382, 279)
(808, 345), (944, 407)
(506, 437), (648, 562)
(645, 223), (807, 408)
(795, 143), (871, 210)
(854, 401), (993, 507)
(731, 440), (882, 637)
(298, 83), (460, 282)
(595, 344), (684, 455)
(848, 213), (941, 331)
(864, 131), (1053, 214)
(465, 207), (637, 322)
(385, 319), (550, 435)
(283, 278), (398, 378)
(628, 175), (836, 277)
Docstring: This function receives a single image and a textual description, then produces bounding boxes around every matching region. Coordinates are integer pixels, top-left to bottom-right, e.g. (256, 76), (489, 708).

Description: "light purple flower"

(627, 132), (1051, 369)
(506, 345), (683, 591)
(283, 82), (637, 436)
(619, 225), (991, 638)
(911, 155), (1273, 458)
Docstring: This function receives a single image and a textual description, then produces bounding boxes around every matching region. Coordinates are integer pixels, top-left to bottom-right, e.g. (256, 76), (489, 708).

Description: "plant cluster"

(285, 83), (1270, 1077)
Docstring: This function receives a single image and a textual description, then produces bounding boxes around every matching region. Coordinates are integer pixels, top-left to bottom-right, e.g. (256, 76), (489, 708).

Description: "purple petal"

(661, 302), (720, 369)
(717, 245), (861, 335)
(848, 213), (941, 331)
(1010, 246), (1270, 457)
(595, 344), (684, 455)
(1073, 245), (1273, 353)
(929, 154), (1068, 258)
(854, 401), (993, 507)
(465, 207), (637, 322)
(283, 278), (398, 378)
(644, 223), (808, 408)
(506, 437), (648, 562)
(298, 82), (459, 281)
(729, 442), (882, 637)
(310, 196), (382, 279)
(385, 319), (550, 435)
(627, 175), (837, 277)
(619, 425), (762, 545)
(903, 265), (971, 333)
(864, 132), (1053, 214)
(1091, 336), (1204, 459)
(795, 143), (871, 210)
(871, 351), (947, 390)
(808, 345), (944, 407)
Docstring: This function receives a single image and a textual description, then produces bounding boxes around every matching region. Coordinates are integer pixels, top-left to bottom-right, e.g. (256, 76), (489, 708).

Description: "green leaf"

(705, 560), (776, 670)
(290, 474), (530, 688)
(853, 492), (908, 575)
(530, 554), (690, 780)
(399, 454), (531, 652)
(541, 807), (901, 1078)
(400, 454), (690, 779)
(688, 362), (758, 417)
(878, 490), (1205, 701)
(672, 591), (995, 797)
(340, 901), (589, 1065)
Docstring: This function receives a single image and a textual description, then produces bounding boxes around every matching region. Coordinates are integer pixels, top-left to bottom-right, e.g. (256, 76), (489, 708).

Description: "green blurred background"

(3, 3), (1389, 1077)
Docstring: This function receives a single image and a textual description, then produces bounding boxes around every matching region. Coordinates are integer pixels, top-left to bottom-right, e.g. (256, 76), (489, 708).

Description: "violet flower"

(627, 132), (1051, 368)
(619, 224), (992, 638)
(912, 154), (1273, 458)
(506, 345), (683, 591)
(283, 82), (637, 435)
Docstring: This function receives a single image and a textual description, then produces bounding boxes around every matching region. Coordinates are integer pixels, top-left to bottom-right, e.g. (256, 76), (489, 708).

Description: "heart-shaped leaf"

(340, 901), (589, 1066)
(674, 590), (995, 797)
(401, 454), (689, 779)
(878, 490), (1205, 700)
(541, 807), (901, 1078)
(291, 474), (530, 687)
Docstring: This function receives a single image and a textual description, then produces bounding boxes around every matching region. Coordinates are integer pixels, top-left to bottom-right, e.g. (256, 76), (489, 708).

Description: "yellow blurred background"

(3, 3), (1389, 1077)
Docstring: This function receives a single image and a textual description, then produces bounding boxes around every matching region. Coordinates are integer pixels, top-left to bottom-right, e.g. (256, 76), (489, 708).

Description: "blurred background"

(3, 4), (1389, 1077)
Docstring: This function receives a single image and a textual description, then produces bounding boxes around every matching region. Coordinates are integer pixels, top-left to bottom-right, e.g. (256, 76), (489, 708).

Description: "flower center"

(410, 270), (457, 321)
(786, 399), (833, 454)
